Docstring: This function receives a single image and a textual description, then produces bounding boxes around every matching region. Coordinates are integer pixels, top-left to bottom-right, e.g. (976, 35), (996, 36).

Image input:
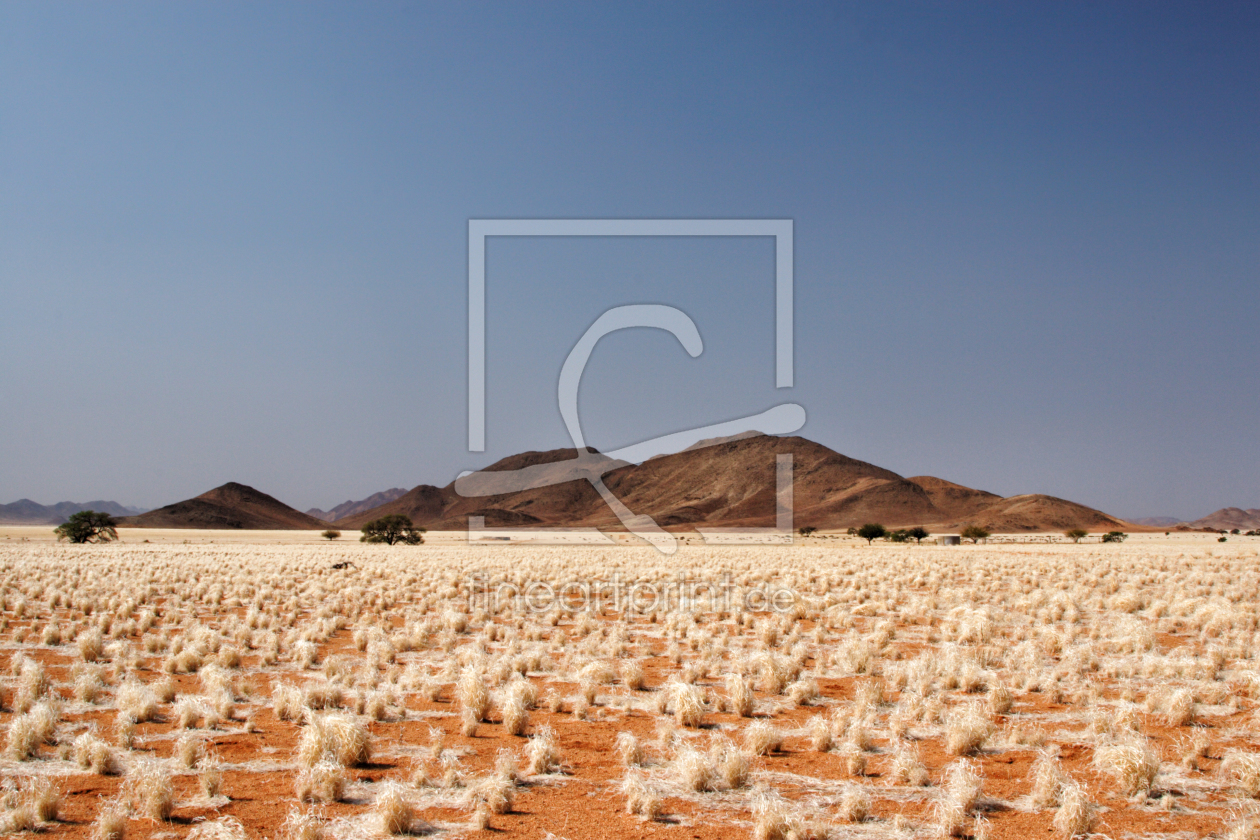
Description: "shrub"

(55, 511), (118, 544)
(961, 525), (991, 544)
(857, 523), (886, 544)
(360, 515), (425, 545)
(1101, 531), (1128, 543)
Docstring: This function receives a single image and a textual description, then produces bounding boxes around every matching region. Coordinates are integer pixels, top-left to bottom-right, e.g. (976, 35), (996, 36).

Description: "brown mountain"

(1188, 508), (1260, 531)
(117, 483), (326, 530)
(307, 489), (408, 522)
(336, 434), (1131, 533)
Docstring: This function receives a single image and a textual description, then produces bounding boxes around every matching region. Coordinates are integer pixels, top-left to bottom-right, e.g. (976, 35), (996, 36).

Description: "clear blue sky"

(1, 1), (1256, 520)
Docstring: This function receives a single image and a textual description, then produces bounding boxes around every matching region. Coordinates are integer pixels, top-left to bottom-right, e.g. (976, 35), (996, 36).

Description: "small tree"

(887, 529), (910, 543)
(857, 523), (886, 545)
(908, 526), (929, 544)
(960, 525), (990, 544)
(798, 526), (817, 537)
(1100, 530), (1128, 544)
(360, 514), (425, 545)
(1064, 529), (1088, 543)
(321, 529), (341, 541)
(54, 510), (119, 544)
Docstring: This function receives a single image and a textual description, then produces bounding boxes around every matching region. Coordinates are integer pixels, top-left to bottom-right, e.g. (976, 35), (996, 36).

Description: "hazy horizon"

(2, 2), (1257, 521)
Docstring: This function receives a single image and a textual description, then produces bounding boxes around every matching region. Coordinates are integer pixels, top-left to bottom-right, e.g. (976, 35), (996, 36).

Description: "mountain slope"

(118, 483), (326, 530)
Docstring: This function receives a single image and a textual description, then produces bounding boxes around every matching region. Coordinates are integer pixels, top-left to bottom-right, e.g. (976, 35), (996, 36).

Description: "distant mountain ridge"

(1131, 516), (1184, 527)
(0, 499), (146, 525)
(55, 434), (1146, 533)
(1189, 508), (1260, 531)
(307, 489), (407, 522)
(117, 483), (325, 530)
(332, 433), (1133, 533)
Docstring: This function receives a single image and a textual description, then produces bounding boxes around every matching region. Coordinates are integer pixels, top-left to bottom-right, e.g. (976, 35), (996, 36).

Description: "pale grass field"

(0, 535), (1258, 839)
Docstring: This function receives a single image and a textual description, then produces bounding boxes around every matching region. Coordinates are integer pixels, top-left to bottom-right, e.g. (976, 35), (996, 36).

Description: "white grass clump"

(125, 759), (174, 821)
(668, 678), (706, 727)
(620, 769), (662, 820)
(524, 725), (561, 775)
(1223, 750), (1260, 799)
(1093, 737), (1160, 798)
(373, 781), (430, 835)
(297, 713), (371, 767)
(1053, 779), (1098, 838)
(743, 720), (783, 756)
(945, 704), (995, 756)
(1030, 749), (1068, 808)
(90, 799), (129, 840)
(615, 731), (644, 767)
(296, 760), (346, 803)
(187, 816), (250, 840)
(280, 807), (331, 840)
(74, 731), (122, 775)
(723, 673), (755, 717)
(932, 759), (983, 837)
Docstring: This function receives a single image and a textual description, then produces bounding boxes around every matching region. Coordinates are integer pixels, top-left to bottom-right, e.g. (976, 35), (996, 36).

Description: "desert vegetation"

(0, 537), (1256, 839)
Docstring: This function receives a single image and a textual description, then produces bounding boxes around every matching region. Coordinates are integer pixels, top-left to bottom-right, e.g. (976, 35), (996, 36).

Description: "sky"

(1, 1), (1256, 520)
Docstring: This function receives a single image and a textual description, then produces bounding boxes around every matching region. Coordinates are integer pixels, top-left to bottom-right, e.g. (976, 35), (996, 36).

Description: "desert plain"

(0, 530), (1258, 840)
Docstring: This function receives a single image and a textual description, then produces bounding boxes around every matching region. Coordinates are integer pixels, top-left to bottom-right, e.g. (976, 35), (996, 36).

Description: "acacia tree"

(857, 523), (886, 545)
(1064, 529), (1088, 543)
(321, 529), (341, 541)
(54, 511), (118, 544)
(798, 526), (817, 537)
(961, 525), (990, 544)
(360, 514), (425, 545)
(908, 526), (930, 544)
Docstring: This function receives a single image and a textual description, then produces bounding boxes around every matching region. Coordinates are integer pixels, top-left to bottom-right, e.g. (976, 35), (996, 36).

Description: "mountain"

(0, 499), (147, 525)
(334, 434), (1132, 533)
(117, 483), (326, 530)
(307, 489), (408, 522)
(1131, 516), (1184, 527)
(1188, 508), (1260, 531)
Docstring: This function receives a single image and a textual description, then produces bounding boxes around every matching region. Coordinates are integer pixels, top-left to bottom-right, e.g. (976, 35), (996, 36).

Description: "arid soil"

(0, 536), (1257, 839)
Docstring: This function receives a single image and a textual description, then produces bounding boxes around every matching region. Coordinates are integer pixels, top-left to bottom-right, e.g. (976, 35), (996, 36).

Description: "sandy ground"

(0, 538), (1257, 840)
